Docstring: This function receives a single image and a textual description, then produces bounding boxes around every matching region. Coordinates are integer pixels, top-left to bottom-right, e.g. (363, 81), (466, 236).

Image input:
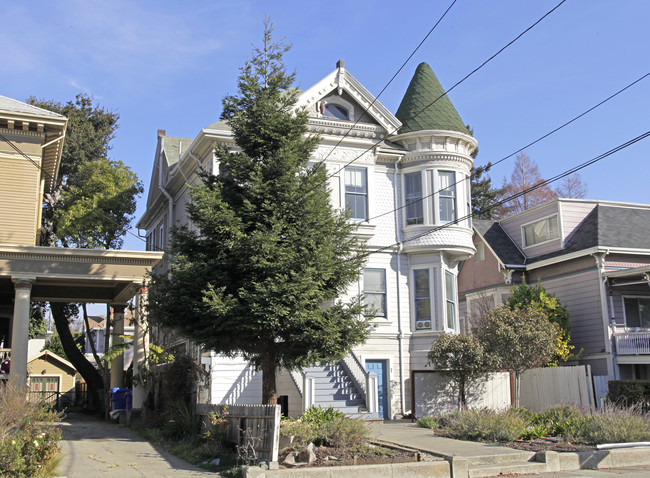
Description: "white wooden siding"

(209, 355), (262, 405)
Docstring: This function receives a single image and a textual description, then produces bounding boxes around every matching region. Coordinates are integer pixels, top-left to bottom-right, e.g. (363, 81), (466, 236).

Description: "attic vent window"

(322, 103), (350, 120)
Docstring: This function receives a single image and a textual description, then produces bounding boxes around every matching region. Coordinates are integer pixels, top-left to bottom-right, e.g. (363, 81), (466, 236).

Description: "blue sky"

(3, 0), (650, 255)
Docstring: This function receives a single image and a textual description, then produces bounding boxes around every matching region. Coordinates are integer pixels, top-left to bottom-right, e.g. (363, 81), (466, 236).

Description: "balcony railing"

(614, 329), (650, 355)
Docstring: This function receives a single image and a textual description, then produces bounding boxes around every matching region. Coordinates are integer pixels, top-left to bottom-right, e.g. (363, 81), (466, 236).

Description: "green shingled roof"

(395, 62), (469, 135)
(162, 136), (193, 168)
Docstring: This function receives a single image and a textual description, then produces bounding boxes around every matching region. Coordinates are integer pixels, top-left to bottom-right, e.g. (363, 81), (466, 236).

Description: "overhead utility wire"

(318, 0), (567, 186)
(314, 0), (458, 168)
(367, 70), (650, 222)
(363, 129), (650, 258)
(0, 132), (158, 251)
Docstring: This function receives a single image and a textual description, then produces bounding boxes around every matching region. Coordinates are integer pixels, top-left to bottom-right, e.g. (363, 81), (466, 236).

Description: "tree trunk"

(260, 348), (277, 405)
(50, 302), (104, 412)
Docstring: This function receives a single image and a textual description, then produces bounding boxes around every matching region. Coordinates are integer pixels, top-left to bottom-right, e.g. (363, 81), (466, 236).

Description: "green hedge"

(607, 380), (650, 405)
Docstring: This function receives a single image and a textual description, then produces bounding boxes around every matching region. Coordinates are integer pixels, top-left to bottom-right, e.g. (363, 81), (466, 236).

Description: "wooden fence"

(195, 403), (281, 464)
(519, 365), (594, 412)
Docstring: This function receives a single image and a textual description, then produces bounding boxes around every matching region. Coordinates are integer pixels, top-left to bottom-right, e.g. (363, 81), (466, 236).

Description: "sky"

(3, 0), (650, 258)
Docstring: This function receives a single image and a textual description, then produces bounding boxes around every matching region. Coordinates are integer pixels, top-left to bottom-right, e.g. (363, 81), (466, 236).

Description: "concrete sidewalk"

(370, 421), (527, 458)
(56, 413), (220, 478)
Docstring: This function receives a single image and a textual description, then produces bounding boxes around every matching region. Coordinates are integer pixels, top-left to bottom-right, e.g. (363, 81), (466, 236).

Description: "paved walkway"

(56, 413), (221, 478)
(370, 421), (530, 458)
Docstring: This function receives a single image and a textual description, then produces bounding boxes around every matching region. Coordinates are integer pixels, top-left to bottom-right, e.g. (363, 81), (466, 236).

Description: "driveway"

(57, 413), (220, 478)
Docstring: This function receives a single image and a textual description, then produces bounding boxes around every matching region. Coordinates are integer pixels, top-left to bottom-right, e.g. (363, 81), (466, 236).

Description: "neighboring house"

(84, 311), (135, 371)
(27, 350), (78, 407)
(0, 95), (162, 407)
(458, 198), (650, 381)
(138, 61), (477, 418)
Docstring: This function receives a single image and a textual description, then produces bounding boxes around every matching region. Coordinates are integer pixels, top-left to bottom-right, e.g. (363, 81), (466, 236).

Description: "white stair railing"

(340, 352), (378, 414)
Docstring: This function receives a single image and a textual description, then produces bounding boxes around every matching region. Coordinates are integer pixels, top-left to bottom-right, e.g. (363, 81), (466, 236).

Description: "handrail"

(289, 369), (303, 397)
(614, 329), (650, 355)
(340, 351), (368, 402)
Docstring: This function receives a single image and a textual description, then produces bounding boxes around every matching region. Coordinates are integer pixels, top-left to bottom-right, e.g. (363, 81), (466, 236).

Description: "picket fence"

(195, 403), (281, 464)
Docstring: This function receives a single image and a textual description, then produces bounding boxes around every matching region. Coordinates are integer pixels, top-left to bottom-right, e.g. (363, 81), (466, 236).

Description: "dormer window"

(322, 103), (350, 120)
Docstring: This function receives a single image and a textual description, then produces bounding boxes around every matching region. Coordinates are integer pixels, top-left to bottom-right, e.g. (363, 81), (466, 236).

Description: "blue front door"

(366, 359), (389, 419)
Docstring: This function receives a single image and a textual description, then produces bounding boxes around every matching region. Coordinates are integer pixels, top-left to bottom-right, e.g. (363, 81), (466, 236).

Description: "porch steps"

(467, 451), (547, 478)
(304, 363), (366, 416)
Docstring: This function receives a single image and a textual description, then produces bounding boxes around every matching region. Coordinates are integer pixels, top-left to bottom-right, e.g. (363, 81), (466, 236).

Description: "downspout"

(393, 156), (406, 416)
(593, 250), (617, 378)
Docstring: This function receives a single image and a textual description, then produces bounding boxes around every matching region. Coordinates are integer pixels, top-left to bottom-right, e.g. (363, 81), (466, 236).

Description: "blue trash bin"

(111, 387), (128, 410)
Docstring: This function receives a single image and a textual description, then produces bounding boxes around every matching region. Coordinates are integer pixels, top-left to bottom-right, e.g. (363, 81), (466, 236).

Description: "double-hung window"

(405, 172), (423, 225)
(466, 174), (472, 228)
(445, 271), (456, 330)
(522, 215), (559, 247)
(363, 269), (386, 317)
(624, 297), (650, 328)
(414, 269), (431, 330)
(345, 167), (368, 221)
(439, 171), (456, 223)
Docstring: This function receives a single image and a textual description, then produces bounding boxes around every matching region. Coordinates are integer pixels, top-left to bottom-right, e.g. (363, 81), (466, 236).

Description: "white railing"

(289, 369), (303, 397)
(0, 348), (10, 361)
(615, 329), (650, 355)
(340, 352), (378, 414)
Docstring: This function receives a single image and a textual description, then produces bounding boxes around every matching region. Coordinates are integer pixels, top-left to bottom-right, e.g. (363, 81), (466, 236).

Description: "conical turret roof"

(395, 62), (469, 135)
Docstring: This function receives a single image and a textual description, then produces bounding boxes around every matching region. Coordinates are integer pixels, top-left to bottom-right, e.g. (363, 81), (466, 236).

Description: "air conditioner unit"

(416, 320), (431, 330)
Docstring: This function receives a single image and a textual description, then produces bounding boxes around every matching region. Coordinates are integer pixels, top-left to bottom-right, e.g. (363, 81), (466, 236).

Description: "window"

(159, 224), (165, 250)
(363, 269), (386, 317)
(523, 215), (559, 247)
(414, 269), (431, 330)
(405, 172), (423, 225)
(439, 171), (456, 223)
(475, 242), (485, 262)
(624, 297), (650, 328)
(345, 167), (368, 220)
(322, 103), (350, 120)
(445, 271), (456, 330)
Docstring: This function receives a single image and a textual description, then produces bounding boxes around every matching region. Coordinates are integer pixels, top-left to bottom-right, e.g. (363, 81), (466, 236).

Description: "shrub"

(572, 406), (650, 444)
(162, 400), (200, 440)
(279, 407), (370, 448)
(607, 380), (650, 406)
(202, 406), (230, 452)
(442, 408), (529, 442)
(533, 404), (586, 439)
(0, 383), (61, 477)
(416, 416), (440, 429)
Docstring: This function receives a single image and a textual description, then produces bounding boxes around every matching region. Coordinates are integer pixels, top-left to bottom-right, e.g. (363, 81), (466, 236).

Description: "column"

(132, 287), (149, 410)
(110, 303), (126, 388)
(10, 279), (33, 386)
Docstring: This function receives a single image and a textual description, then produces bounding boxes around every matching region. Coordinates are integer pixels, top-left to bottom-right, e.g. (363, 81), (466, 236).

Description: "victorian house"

(138, 62), (477, 418)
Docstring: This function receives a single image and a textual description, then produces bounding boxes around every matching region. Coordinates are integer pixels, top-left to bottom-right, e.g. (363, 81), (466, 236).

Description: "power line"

(317, 0), (567, 187)
(366, 70), (650, 223)
(363, 129), (650, 258)
(314, 0), (458, 168)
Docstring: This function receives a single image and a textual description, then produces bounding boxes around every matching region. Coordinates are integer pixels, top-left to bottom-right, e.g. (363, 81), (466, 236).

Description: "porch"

(614, 329), (650, 356)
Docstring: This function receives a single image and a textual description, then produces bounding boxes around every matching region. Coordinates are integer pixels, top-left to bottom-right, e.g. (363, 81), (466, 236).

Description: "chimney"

(157, 129), (166, 138)
(336, 59), (345, 69)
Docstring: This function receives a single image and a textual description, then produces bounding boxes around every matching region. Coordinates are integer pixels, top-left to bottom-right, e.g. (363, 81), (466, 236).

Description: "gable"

(296, 64), (401, 134)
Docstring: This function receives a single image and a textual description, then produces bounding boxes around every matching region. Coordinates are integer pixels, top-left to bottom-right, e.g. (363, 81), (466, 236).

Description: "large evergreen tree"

(149, 21), (372, 405)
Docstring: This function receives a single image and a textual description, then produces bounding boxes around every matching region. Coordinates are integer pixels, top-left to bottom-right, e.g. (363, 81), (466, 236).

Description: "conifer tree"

(149, 20), (372, 404)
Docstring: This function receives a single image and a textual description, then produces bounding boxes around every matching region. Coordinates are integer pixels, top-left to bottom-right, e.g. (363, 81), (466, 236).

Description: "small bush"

(162, 400), (200, 440)
(202, 406), (230, 453)
(416, 416), (439, 429)
(0, 383), (61, 477)
(319, 416), (369, 447)
(301, 406), (346, 423)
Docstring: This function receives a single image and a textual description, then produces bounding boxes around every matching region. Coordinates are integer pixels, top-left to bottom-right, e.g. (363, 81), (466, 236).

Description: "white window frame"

(466, 173), (472, 228)
(521, 214), (559, 248)
(363, 268), (387, 318)
(622, 295), (650, 329)
(413, 268), (433, 331)
(344, 166), (368, 221)
(404, 171), (424, 225)
(320, 95), (355, 121)
(445, 270), (457, 332)
(438, 170), (457, 224)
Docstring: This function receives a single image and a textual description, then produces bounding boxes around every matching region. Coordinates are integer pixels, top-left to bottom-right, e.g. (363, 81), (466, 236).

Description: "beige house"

(27, 350), (77, 407)
(0, 95), (162, 408)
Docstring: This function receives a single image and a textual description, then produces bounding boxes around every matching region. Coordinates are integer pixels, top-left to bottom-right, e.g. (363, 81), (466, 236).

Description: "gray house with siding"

(458, 198), (650, 381)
